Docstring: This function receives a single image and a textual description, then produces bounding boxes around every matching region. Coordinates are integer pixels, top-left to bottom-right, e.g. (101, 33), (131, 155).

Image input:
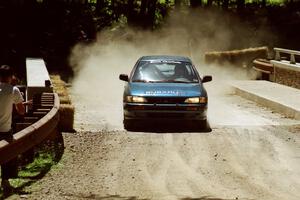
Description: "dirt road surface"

(17, 82), (300, 200)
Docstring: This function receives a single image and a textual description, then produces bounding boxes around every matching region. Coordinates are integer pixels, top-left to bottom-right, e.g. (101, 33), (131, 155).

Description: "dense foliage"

(0, 0), (299, 75)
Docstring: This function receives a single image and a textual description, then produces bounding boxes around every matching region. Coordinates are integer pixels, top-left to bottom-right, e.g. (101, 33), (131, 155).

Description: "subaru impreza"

(119, 55), (212, 130)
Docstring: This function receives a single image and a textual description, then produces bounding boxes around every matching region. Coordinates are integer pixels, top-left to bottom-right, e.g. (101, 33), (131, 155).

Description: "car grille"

(145, 97), (186, 104)
(147, 113), (186, 118)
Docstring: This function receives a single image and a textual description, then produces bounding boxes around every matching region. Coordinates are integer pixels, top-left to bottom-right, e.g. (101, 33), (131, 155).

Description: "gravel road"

(12, 82), (300, 200)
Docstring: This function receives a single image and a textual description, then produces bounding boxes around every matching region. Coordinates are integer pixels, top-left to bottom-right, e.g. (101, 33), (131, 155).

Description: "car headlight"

(184, 97), (207, 104)
(126, 96), (147, 103)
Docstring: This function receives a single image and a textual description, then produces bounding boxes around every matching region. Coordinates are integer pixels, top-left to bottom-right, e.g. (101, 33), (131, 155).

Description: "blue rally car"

(119, 55), (212, 130)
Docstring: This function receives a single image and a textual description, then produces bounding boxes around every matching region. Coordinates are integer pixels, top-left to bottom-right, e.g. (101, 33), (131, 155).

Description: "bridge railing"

(26, 58), (53, 102)
(274, 47), (300, 64)
(270, 48), (300, 89)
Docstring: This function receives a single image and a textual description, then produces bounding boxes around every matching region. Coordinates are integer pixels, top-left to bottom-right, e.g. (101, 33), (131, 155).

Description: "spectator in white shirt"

(0, 65), (25, 193)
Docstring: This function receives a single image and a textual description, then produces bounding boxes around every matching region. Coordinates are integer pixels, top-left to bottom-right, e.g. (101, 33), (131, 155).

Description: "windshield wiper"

(171, 81), (192, 83)
(133, 80), (159, 83)
(133, 80), (196, 83)
(163, 80), (193, 83)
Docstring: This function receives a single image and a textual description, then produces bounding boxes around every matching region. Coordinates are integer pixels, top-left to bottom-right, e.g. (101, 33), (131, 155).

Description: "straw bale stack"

(50, 75), (74, 132)
(204, 47), (269, 67)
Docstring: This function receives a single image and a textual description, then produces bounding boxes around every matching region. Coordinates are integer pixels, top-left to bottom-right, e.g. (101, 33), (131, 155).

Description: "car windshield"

(131, 61), (199, 83)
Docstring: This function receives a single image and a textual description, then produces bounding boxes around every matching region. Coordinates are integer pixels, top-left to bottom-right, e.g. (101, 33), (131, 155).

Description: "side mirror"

(202, 75), (212, 83)
(119, 74), (129, 82)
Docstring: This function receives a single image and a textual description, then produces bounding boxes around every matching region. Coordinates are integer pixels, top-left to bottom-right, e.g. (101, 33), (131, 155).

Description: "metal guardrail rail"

(0, 93), (60, 165)
(253, 59), (274, 74)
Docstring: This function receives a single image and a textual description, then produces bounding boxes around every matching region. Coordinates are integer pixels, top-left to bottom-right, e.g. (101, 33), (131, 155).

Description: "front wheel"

(197, 119), (211, 132)
(124, 119), (135, 131)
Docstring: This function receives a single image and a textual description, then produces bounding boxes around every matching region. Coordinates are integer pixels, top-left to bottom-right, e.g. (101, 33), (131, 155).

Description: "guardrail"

(272, 48), (300, 71)
(253, 59), (274, 74)
(274, 47), (300, 64)
(0, 93), (60, 165)
(252, 48), (300, 86)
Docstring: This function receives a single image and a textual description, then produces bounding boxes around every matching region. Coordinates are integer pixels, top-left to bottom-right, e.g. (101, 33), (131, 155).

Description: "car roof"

(139, 55), (192, 63)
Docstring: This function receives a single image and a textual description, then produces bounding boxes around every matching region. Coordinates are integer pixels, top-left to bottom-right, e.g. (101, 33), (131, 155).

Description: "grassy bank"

(0, 136), (64, 198)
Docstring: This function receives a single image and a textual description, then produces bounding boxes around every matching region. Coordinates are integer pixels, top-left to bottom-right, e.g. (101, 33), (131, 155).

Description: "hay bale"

(50, 74), (74, 132)
(58, 104), (75, 132)
(59, 96), (72, 104)
(204, 46), (269, 67)
(50, 75), (72, 104)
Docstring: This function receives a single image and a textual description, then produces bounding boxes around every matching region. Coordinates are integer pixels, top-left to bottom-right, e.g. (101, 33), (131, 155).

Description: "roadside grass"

(0, 135), (64, 198)
(10, 152), (55, 188)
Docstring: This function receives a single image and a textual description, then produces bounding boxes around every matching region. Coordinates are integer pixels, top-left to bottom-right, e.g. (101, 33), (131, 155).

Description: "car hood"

(128, 82), (206, 97)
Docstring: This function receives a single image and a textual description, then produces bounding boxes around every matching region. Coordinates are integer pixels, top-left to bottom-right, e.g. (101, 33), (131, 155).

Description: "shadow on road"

(62, 193), (150, 200)
(181, 197), (234, 200)
(127, 120), (212, 133)
(61, 193), (231, 200)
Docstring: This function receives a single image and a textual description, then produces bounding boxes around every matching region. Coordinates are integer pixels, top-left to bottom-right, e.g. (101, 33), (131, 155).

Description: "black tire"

(124, 119), (135, 131)
(197, 119), (212, 132)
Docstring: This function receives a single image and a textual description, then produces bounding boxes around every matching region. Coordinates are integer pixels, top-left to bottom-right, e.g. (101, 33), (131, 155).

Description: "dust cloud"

(69, 10), (273, 131)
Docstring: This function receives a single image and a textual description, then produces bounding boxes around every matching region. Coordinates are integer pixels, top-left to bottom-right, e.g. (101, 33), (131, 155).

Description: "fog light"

(131, 106), (145, 110)
(186, 107), (198, 111)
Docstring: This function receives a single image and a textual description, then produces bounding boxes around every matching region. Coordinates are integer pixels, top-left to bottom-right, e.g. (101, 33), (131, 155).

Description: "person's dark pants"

(0, 132), (18, 183)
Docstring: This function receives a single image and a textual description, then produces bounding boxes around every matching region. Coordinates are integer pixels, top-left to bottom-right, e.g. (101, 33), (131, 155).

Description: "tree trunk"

(190, 0), (202, 8)
(222, 0), (229, 10)
(138, 0), (158, 28)
(261, 0), (266, 7)
(127, 0), (135, 25)
(96, 0), (104, 13)
(237, 0), (244, 12)
(147, 0), (158, 28)
(206, 0), (213, 7)
(140, 0), (147, 16)
(110, 0), (116, 19)
(127, 0), (134, 14)
(175, 0), (181, 9)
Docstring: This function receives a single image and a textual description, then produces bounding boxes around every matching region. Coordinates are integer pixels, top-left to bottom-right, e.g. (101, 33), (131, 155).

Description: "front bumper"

(124, 103), (207, 120)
